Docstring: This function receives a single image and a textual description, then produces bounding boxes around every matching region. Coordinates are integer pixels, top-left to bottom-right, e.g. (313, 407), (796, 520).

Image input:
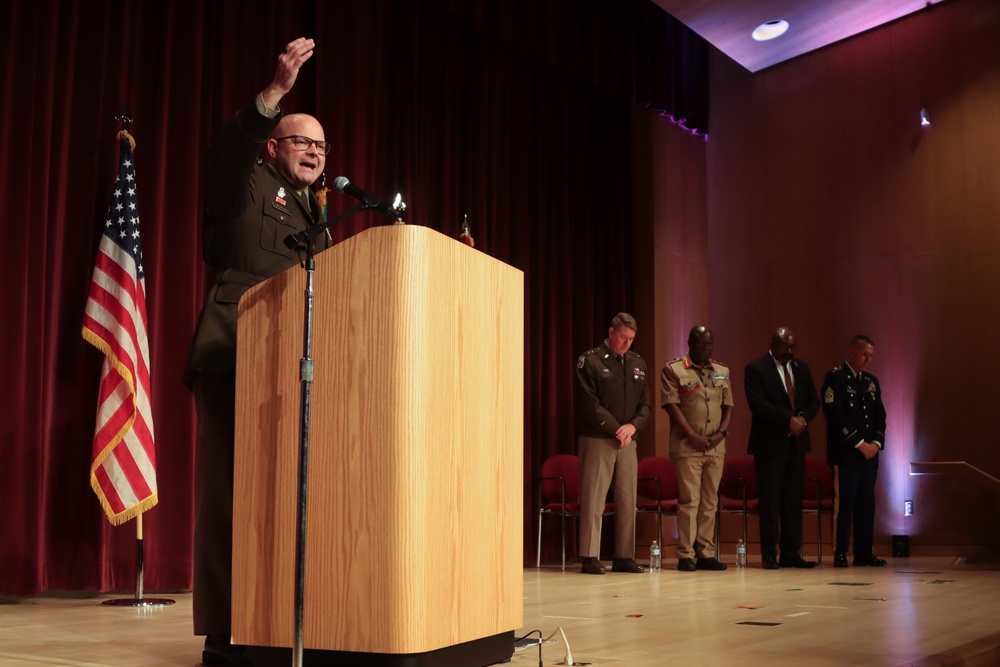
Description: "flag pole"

(101, 513), (175, 607)
(83, 104), (174, 607)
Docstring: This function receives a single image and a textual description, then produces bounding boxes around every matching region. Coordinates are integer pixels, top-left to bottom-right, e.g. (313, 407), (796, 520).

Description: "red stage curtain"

(0, 0), (706, 595)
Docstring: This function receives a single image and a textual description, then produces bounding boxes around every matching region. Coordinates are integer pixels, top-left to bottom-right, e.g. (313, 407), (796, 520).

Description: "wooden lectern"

(232, 224), (524, 666)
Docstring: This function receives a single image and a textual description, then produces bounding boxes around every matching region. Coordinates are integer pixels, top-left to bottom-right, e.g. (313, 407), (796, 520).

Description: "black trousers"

(754, 447), (806, 560)
(833, 465), (878, 556)
(192, 371), (236, 637)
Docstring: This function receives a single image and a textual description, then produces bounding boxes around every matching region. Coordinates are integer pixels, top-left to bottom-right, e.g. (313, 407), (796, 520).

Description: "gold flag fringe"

(82, 325), (159, 525)
(118, 129), (135, 150)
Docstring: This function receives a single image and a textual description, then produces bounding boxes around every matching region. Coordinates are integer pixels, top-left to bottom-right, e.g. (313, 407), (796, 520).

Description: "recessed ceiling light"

(752, 19), (790, 41)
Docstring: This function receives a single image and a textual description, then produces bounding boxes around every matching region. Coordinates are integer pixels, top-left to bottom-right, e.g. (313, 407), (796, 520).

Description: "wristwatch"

(719, 428), (729, 437)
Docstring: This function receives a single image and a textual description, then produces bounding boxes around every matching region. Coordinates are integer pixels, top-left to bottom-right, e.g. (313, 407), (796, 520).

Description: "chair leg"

(560, 513), (566, 572)
(817, 511), (823, 564)
(537, 511), (543, 568)
(742, 509), (748, 551)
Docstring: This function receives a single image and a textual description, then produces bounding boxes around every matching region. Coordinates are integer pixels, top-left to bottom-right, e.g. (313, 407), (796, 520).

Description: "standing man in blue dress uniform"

(822, 335), (888, 568)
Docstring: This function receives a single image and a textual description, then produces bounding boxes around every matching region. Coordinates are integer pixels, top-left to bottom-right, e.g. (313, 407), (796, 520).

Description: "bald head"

(769, 326), (797, 364)
(687, 325), (713, 365)
(267, 113), (327, 189)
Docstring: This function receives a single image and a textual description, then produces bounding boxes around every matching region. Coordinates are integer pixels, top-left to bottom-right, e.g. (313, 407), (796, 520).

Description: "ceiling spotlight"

(920, 108), (931, 127)
(752, 19), (790, 41)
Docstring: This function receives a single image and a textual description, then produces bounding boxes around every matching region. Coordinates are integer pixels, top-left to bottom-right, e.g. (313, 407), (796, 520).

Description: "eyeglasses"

(276, 135), (332, 156)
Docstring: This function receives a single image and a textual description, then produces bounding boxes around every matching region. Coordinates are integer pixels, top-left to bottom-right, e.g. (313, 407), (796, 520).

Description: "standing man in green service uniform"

(575, 313), (651, 575)
(661, 325), (733, 572)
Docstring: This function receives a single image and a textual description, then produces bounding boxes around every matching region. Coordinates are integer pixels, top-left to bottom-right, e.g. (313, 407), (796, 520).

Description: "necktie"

(783, 364), (796, 411)
(616, 355), (625, 371)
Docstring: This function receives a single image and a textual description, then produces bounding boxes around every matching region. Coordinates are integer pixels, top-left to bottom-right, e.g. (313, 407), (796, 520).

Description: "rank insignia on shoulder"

(824, 387), (835, 403)
(577, 356), (585, 369)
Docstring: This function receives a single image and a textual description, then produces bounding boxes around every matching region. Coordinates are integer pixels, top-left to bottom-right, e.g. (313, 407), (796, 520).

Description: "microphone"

(334, 176), (401, 219)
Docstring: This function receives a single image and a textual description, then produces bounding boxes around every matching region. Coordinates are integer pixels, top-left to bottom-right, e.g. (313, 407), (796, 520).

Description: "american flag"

(81, 131), (158, 525)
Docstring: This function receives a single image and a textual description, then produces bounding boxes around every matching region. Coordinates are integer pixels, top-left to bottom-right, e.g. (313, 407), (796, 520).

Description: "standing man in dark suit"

(183, 37), (333, 666)
(575, 312), (650, 575)
(745, 327), (821, 569)
(822, 335), (888, 568)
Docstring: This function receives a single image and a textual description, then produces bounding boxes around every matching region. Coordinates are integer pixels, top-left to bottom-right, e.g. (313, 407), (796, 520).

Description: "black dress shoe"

(696, 557), (728, 571)
(762, 556), (779, 570)
(853, 554), (888, 567)
(581, 557), (606, 575)
(779, 555), (820, 569)
(202, 650), (252, 667)
(833, 553), (849, 568)
(677, 557), (696, 572)
(203, 635), (252, 666)
(612, 557), (646, 573)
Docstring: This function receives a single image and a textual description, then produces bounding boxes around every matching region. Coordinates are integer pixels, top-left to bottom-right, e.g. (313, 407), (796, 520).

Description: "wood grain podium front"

(232, 224), (523, 666)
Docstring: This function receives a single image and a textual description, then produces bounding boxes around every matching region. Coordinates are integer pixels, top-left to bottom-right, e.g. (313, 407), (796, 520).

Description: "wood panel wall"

(631, 109), (710, 462)
(701, 0), (1000, 553)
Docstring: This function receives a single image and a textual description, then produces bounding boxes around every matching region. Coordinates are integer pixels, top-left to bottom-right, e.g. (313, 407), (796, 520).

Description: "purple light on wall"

(658, 111), (709, 140)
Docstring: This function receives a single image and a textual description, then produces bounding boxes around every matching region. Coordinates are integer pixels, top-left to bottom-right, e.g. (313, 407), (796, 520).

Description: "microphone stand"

(284, 202), (368, 667)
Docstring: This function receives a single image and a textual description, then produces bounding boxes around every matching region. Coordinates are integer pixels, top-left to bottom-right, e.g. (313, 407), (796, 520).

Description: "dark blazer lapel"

(774, 359), (794, 409)
(288, 187), (317, 223)
(266, 164), (322, 224)
(605, 355), (624, 380)
(791, 361), (808, 408)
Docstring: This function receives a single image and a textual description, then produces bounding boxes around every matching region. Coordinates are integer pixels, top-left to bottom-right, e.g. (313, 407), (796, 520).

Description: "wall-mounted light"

(752, 19), (790, 42)
(920, 108), (931, 127)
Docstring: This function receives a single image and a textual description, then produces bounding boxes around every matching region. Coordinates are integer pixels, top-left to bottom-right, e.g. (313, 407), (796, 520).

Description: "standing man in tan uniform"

(661, 325), (733, 572)
(575, 313), (650, 575)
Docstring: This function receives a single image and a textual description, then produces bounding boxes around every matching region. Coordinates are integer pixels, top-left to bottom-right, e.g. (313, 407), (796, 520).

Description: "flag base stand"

(100, 516), (174, 608)
(102, 597), (175, 607)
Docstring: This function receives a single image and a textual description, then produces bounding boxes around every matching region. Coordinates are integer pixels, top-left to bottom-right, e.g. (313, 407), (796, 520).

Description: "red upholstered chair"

(535, 454), (614, 571)
(803, 456), (836, 564)
(717, 455), (758, 549)
(637, 456), (679, 548)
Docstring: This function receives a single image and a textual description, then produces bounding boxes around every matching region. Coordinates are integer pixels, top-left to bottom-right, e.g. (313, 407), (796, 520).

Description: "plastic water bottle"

(649, 540), (661, 571)
(735, 538), (747, 568)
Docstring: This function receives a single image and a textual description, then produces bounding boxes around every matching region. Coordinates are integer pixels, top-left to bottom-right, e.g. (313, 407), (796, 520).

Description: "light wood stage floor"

(2, 556), (998, 666)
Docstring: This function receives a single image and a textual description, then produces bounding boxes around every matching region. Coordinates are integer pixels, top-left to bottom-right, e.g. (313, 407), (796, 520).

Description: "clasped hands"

(858, 441), (880, 459)
(615, 423), (637, 448)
